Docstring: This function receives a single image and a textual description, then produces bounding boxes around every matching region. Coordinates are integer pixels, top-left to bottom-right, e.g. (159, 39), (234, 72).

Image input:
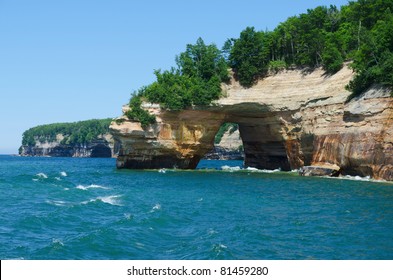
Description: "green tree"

(229, 27), (270, 87)
(322, 40), (344, 73)
(127, 38), (229, 117)
(176, 37), (229, 83)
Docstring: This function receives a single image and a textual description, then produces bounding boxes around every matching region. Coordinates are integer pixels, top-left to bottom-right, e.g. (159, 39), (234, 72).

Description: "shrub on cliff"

(322, 43), (344, 73)
(125, 95), (156, 127)
(126, 38), (229, 118)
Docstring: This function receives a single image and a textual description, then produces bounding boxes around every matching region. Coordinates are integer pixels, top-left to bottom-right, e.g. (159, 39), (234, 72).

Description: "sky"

(0, 0), (350, 154)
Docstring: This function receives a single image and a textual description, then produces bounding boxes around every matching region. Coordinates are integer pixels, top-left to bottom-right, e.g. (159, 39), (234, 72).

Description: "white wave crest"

(82, 195), (122, 206)
(337, 175), (372, 182)
(36, 173), (48, 179)
(246, 167), (281, 173)
(151, 203), (161, 212)
(221, 165), (282, 173)
(221, 165), (241, 172)
(76, 184), (108, 191)
(99, 195), (122, 206)
(46, 200), (67, 207)
(158, 168), (166, 173)
(60, 171), (67, 177)
(52, 238), (64, 246)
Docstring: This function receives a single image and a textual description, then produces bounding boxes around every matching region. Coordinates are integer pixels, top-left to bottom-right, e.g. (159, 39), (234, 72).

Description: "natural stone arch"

(112, 108), (304, 171)
(110, 66), (393, 181)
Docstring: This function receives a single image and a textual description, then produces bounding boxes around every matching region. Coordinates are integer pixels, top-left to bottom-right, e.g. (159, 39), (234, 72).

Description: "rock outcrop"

(204, 128), (244, 160)
(299, 163), (341, 177)
(110, 65), (393, 181)
(19, 134), (117, 158)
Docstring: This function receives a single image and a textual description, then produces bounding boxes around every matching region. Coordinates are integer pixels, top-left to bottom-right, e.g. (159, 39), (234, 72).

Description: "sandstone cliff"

(204, 128), (244, 160)
(19, 133), (117, 158)
(110, 65), (393, 181)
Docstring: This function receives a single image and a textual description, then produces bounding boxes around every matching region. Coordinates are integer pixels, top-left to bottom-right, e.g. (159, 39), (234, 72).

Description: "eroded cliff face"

(204, 128), (244, 160)
(110, 65), (393, 181)
(19, 134), (117, 158)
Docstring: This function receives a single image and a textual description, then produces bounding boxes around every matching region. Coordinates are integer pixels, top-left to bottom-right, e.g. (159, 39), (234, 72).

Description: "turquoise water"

(1, 155), (393, 260)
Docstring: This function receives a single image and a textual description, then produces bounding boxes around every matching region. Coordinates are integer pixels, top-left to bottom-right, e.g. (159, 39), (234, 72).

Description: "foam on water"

(60, 171), (67, 177)
(52, 238), (64, 247)
(82, 195), (123, 206)
(151, 203), (161, 211)
(221, 165), (241, 172)
(246, 167), (281, 173)
(2, 157), (393, 260)
(76, 184), (109, 190)
(98, 195), (122, 206)
(46, 200), (68, 207)
(331, 174), (391, 184)
(221, 165), (282, 173)
(208, 229), (218, 235)
(36, 173), (48, 179)
(342, 175), (371, 181)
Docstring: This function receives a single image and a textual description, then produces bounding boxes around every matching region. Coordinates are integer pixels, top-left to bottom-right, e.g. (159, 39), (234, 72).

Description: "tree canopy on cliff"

(227, 0), (393, 95)
(21, 118), (112, 146)
(126, 38), (229, 126)
(127, 0), (393, 124)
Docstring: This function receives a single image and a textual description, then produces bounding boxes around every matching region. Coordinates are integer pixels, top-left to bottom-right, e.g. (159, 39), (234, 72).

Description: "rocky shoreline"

(19, 134), (117, 158)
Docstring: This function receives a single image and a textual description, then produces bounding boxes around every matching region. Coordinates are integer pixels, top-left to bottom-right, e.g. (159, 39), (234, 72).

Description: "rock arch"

(111, 107), (309, 171)
(110, 66), (393, 181)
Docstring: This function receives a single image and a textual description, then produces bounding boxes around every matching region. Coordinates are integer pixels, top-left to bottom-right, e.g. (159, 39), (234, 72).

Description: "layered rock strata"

(19, 134), (116, 158)
(110, 65), (393, 181)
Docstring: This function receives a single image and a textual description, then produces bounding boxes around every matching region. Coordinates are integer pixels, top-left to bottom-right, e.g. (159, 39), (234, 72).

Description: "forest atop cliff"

(126, 0), (393, 126)
(21, 119), (112, 147)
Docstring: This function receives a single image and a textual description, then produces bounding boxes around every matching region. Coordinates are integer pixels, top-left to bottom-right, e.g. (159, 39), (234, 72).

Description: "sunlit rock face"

(110, 65), (393, 181)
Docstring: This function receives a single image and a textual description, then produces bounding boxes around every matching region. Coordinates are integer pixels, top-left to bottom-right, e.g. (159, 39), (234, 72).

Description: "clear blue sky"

(0, 0), (350, 154)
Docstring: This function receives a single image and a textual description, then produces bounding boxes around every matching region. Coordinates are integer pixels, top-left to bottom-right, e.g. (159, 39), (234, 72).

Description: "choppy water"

(1, 155), (393, 260)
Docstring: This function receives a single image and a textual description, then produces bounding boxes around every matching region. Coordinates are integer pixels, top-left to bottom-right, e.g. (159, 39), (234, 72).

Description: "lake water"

(1, 155), (393, 259)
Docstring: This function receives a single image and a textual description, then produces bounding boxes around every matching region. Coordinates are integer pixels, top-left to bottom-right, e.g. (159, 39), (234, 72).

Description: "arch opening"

(237, 121), (291, 171)
(90, 144), (112, 158)
(196, 115), (293, 171)
(203, 122), (244, 161)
